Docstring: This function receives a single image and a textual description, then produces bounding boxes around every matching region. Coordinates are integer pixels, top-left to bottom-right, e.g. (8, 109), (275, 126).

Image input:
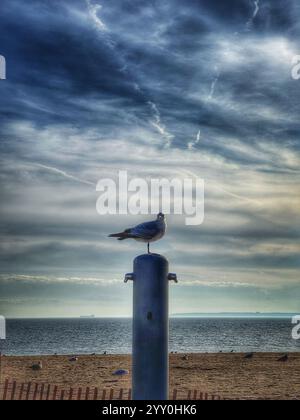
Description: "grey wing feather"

(131, 221), (159, 239)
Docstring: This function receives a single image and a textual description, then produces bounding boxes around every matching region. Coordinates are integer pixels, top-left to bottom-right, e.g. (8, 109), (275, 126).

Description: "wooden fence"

(0, 379), (223, 400)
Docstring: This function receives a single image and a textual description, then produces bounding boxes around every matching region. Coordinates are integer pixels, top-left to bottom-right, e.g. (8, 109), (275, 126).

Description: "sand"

(1, 353), (300, 400)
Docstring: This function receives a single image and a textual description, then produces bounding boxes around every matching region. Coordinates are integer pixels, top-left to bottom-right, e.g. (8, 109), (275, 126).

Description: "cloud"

(33, 163), (95, 186)
(86, 0), (107, 31)
(0, 274), (119, 286)
(0, 0), (299, 315)
(148, 101), (174, 148)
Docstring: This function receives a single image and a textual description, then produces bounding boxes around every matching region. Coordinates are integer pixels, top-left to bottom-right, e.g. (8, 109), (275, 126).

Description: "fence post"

(26, 382), (32, 400)
(125, 253), (177, 401)
(18, 383), (25, 400)
(2, 379), (9, 400)
(53, 385), (58, 400)
(46, 384), (51, 400)
(33, 383), (39, 400)
(40, 383), (45, 400)
(11, 381), (17, 400)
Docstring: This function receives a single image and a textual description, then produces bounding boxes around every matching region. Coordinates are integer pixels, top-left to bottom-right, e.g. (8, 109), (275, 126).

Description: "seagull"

(277, 354), (289, 362)
(31, 362), (42, 371)
(244, 352), (254, 359)
(108, 213), (166, 254)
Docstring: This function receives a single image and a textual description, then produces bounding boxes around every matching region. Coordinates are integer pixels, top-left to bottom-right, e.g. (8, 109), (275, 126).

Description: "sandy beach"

(1, 353), (299, 400)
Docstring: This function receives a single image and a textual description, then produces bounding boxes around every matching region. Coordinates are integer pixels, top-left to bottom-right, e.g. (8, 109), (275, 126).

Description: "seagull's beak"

(157, 213), (165, 221)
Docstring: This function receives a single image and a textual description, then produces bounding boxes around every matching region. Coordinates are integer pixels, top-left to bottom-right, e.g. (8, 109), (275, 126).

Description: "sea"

(1, 317), (299, 356)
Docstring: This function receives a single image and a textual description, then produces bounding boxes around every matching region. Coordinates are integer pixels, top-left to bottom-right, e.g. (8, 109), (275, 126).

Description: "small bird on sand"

(113, 369), (129, 376)
(108, 213), (166, 254)
(277, 354), (288, 362)
(244, 352), (254, 359)
(31, 362), (42, 371)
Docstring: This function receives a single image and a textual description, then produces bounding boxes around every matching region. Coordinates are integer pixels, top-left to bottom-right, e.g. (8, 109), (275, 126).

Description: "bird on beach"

(277, 354), (289, 362)
(31, 362), (42, 371)
(244, 352), (254, 359)
(108, 213), (166, 254)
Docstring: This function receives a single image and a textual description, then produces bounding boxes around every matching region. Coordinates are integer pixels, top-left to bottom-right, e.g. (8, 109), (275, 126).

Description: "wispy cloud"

(188, 130), (201, 150)
(148, 101), (174, 147)
(246, 0), (260, 31)
(86, 0), (107, 31)
(34, 163), (95, 187)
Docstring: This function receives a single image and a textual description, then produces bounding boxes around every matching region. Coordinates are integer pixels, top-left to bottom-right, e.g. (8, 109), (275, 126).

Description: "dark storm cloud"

(0, 1), (146, 127)
(1, 0), (300, 155)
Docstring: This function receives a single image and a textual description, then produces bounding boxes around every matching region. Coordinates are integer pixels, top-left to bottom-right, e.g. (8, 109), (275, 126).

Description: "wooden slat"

(25, 382), (32, 400)
(77, 387), (82, 400)
(187, 390), (191, 400)
(69, 387), (73, 401)
(109, 388), (114, 400)
(39, 383), (45, 400)
(2, 379), (9, 401)
(85, 387), (90, 400)
(102, 389), (106, 400)
(33, 383), (39, 400)
(11, 381), (17, 400)
(60, 389), (65, 400)
(118, 388), (123, 400)
(172, 389), (178, 400)
(193, 390), (197, 400)
(93, 387), (98, 400)
(53, 385), (58, 401)
(45, 384), (51, 400)
(18, 383), (25, 400)
(128, 389), (132, 400)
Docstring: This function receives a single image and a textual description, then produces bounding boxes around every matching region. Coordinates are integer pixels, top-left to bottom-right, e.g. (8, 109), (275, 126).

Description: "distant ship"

(80, 315), (95, 319)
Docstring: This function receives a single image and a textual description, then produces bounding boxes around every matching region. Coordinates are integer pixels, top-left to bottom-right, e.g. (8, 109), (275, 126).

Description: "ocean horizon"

(1, 317), (299, 356)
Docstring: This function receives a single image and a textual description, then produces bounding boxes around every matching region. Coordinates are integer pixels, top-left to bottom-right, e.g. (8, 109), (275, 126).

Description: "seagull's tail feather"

(108, 231), (137, 240)
(108, 232), (126, 238)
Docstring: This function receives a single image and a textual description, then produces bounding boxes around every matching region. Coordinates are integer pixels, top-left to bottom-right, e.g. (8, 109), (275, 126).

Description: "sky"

(0, 0), (299, 317)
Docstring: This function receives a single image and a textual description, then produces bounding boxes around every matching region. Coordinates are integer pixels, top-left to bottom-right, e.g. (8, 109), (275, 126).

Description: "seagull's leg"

(147, 243), (150, 254)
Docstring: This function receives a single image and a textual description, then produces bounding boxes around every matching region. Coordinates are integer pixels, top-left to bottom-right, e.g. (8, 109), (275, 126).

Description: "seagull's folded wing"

(131, 221), (159, 239)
